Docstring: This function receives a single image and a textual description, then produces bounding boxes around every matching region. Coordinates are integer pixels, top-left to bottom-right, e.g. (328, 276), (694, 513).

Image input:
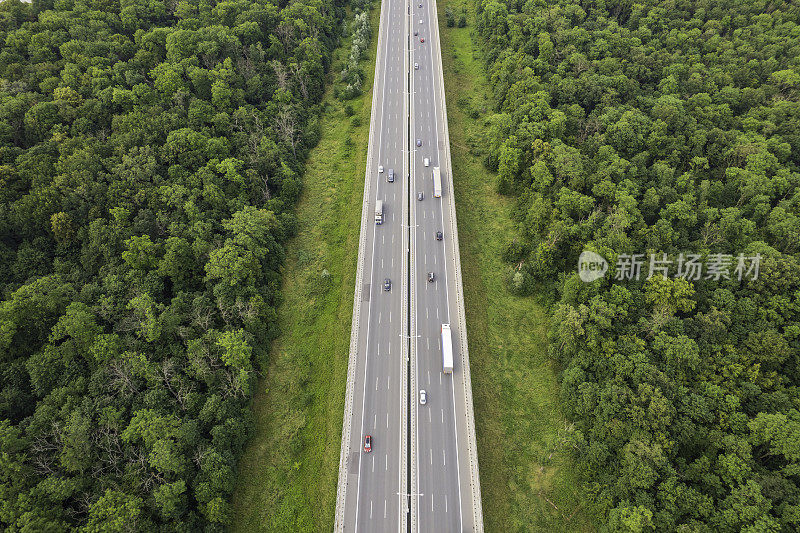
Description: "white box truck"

(433, 166), (442, 198)
(441, 323), (453, 374)
(375, 199), (383, 224)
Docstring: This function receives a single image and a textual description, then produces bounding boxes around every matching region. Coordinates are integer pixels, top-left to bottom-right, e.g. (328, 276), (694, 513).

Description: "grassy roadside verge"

(230, 6), (379, 531)
(437, 2), (598, 531)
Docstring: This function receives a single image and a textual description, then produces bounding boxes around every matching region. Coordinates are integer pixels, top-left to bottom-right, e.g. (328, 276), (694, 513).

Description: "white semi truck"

(441, 323), (453, 374)
(375, 199), (383, 224)
(433, 166), (442, 198)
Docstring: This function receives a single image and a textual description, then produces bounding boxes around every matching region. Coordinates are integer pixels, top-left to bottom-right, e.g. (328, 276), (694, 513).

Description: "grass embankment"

(230, 6), (379, 531)
(437, 2), (597, 531)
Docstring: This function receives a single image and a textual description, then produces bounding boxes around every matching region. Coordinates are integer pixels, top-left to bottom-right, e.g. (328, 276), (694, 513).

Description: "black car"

(435, 230), (443, 240)
(384, 278), (391, 291)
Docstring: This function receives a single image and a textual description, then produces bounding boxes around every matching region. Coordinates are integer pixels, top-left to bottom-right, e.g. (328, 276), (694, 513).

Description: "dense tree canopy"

(0, 0), (344, 528)
(476, 0), (800, 529)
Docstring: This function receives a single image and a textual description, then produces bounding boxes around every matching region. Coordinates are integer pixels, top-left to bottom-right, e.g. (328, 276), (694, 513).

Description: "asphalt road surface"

(336, 0), (481, 529)
(410, 0), (477, 530)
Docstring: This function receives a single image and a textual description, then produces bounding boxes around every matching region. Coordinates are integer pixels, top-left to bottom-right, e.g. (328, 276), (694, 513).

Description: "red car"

(364, 435), (372, 453)
(420, 37), (425, 43)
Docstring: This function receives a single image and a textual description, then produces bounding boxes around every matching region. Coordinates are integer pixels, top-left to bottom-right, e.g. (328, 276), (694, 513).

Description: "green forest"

(476, 0), (800, 530)
(0, 0), (346, 528)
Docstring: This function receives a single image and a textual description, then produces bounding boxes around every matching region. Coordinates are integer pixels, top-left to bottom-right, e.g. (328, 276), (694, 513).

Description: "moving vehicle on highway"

(428, 272), (435, 282)
(424, 157), (429, 167)
(436, 230), (443, 240)
(388, 168), (395, 182)
(364, 435), (372, 453)
(378, 164), (384, 173)
(414, 62), (419, 70)
(441, 324), (454, 374)
(414, 29), (418, 36)
(416, 139), (422, 146)
(433, 166), (442, 198)
(384, 278), (391, 291)
(418, 192), (424, 201)
(420, 37), (425, 43)
(419, 390), (427, 405)
(375, 199), (383, 224)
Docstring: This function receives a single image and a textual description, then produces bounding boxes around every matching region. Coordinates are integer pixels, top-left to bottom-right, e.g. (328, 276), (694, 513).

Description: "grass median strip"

(230, 5), (379, 531)
(436, 1), (598, 531)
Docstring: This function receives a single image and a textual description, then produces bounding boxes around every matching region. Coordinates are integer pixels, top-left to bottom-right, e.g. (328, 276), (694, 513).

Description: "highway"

(335, 0), (483, 529)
